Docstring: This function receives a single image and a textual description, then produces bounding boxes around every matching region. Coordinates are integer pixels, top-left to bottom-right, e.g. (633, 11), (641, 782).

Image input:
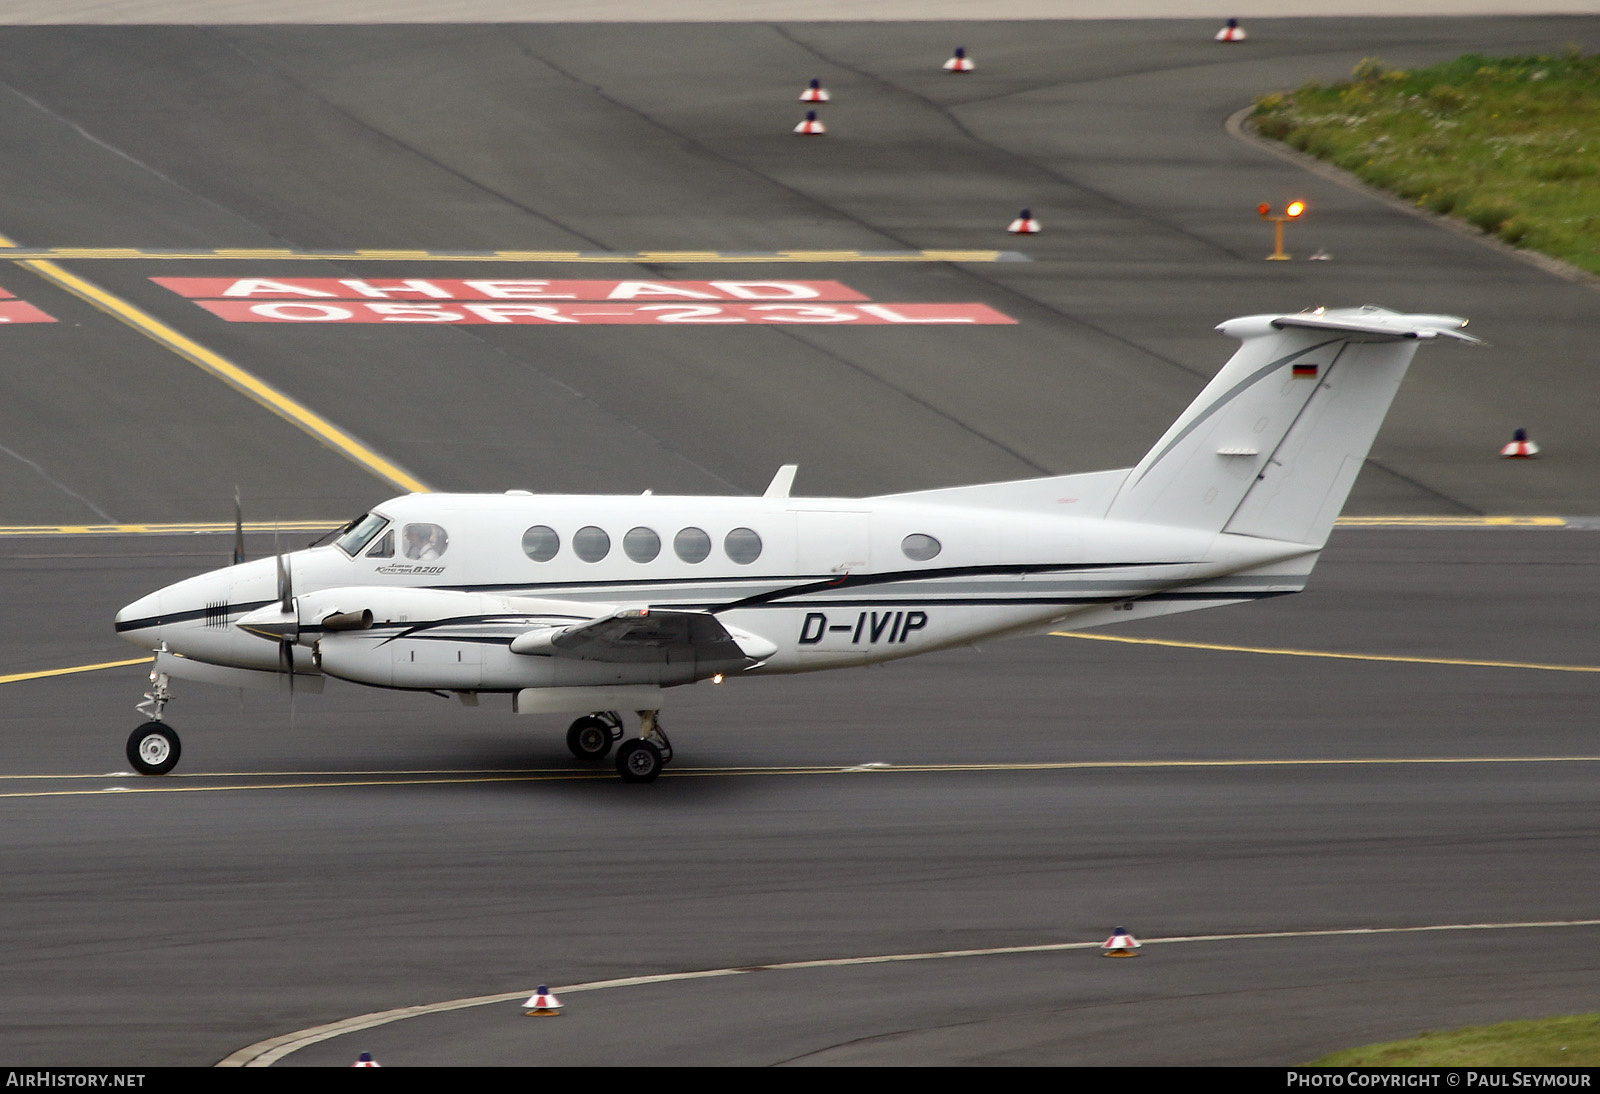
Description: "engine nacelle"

(315, 631), (702, 691)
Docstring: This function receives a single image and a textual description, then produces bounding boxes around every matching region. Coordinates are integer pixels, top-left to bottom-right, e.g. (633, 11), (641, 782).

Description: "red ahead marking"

(0, 301), (56, 323)
(153, 277), (870, 302)
(192, 301), (1016, 325)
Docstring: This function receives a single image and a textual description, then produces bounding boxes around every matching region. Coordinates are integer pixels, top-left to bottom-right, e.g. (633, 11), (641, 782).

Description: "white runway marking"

(218, 917), (1600, 1066)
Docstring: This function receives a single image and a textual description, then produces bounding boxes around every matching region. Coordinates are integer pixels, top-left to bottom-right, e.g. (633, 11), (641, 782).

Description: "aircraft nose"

(115, 589), (165, 648)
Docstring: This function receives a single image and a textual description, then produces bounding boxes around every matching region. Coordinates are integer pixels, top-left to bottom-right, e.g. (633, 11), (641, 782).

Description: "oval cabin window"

(573, 526), (611, 563)
(901, 533), (941, 561)
(724, 527), (763, 565)
(674, 527), (711, 564)
(624, 527), (661, 563)
(521, 525), (560, 563)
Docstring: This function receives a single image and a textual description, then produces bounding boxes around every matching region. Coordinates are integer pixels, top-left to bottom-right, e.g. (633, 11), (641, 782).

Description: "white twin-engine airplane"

(114, 306), (1475, 781)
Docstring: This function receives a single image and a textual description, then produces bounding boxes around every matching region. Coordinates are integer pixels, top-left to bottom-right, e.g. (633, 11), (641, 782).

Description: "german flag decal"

(1292, 363), (1319, 378)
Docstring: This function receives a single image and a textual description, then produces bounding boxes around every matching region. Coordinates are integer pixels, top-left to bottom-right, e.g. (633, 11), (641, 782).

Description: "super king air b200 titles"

(114, 306), (1477, 782)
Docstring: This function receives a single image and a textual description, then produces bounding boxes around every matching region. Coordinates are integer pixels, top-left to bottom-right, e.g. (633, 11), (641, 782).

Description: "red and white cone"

(1501, 428), (1540, 458)
(1102, 927), (1141, 958)
(1007, 208), (1041, 235)
(800, 77), (830, 103)
(794, 109), (826, 135)
(351, 1052), (381, 1067)
(523, 985), (563, 1016)
(943, 47), (975, 73)
(1215, 19), (1247, 42)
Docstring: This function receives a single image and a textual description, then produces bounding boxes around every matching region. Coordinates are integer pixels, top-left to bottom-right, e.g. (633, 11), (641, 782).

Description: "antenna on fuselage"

(231, 487), (245, 566)
(763, 465), (798, 499)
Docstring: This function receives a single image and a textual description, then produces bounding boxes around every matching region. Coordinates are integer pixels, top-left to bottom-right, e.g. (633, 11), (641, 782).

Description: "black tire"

(127, 721), (181, 776)
(616, 739), (663, 783)
(566, 716), (614, 761)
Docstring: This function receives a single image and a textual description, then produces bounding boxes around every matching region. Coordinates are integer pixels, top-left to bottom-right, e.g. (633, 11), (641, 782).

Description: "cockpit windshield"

(334, 511), (389, 557)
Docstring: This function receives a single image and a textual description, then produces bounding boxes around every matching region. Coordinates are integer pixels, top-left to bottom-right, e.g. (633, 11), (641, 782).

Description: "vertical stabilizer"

(1105, 307), (1475, 545)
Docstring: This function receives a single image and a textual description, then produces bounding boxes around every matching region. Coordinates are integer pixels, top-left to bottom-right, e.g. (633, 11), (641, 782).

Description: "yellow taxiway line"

(0, 521), (344, 537)
(1053, 631), (1600, 673)
(221, 915), (1600, 1066)
(0, 235), (430, 495)
(0, 248), (1014, 263)
(0, 656), (152, 686)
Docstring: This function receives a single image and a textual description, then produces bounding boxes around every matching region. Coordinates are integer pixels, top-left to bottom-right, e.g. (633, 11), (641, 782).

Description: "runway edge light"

(1102, 927), (1141, 958)
(351, 1052), (381, 1067)
(801, 77), (830, 102)
(523, 985), (564, 1016)
(943, 47), (975, 73)
(794, 110), (826, 136)
(1501, 428), (1541, 458)
(1007, 208), (1041, 235)
(1216, 18), (1248, 43)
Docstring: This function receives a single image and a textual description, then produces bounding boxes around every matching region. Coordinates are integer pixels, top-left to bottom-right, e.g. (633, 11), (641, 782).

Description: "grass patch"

(1251, 49), (1600, 276)
(1310, 1013), (1600, 1067)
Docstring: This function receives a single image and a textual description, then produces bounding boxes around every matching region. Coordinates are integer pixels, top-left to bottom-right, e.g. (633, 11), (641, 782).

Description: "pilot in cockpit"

(403, 523), (447, 561)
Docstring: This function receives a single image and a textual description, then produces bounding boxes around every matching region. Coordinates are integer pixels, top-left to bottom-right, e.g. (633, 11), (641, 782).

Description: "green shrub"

(1464, 197), (1517, 233)
(1424, 189), (1459, 214)
(1352, 57), (1389, 82)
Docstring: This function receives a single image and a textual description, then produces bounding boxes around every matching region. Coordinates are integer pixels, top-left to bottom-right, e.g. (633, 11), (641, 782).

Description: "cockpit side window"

(402, 523), (449, 561)
(335, 512), (389, 557)
(366, 529), (394, 559)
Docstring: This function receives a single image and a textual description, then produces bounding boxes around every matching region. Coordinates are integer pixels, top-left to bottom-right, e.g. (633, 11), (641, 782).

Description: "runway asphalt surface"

(0, 15), (1595, 1067)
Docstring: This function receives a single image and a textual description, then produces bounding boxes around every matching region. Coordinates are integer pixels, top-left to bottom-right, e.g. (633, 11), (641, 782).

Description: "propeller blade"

(275, 526), (294, 614)
(279, 636), (297, 732)
(231, 487), (245, 566)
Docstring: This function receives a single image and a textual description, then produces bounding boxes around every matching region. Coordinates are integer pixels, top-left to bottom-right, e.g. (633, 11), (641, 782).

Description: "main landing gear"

(566, 712), (623, 761)
(568, 710), (672, 782)
(128, 665), (181, 775)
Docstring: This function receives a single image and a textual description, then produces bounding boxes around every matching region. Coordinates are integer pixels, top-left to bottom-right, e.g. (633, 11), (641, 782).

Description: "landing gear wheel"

(567, 715), (616, 761)
(127, 721), (181, 775)
(616, 739), (664, 783)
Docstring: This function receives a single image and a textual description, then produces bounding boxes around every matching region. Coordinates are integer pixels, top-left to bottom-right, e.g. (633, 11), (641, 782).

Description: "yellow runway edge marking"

(219, 916), (1600, 1066)
(0, 236), (429, 495)
(1053, 630), (1600, 673)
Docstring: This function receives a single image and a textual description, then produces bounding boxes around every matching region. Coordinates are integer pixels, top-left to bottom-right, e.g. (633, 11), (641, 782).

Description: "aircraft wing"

(508, 607), (777, 666)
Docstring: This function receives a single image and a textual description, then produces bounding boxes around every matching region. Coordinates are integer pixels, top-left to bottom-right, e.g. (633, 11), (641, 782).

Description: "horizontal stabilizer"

(1269, 309), (1480, 343)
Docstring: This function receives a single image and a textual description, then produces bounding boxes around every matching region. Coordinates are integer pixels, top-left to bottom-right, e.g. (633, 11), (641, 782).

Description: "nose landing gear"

(128, 663), (181, 775)
(127, 721), (181, 775)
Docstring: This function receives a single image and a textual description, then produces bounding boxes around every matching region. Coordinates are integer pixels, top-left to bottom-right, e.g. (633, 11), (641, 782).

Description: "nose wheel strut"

(128, 658), (182, 776)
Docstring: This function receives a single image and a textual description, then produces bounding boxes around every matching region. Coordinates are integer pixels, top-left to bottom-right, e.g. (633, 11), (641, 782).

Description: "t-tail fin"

(1105, 306), (1477, 546)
